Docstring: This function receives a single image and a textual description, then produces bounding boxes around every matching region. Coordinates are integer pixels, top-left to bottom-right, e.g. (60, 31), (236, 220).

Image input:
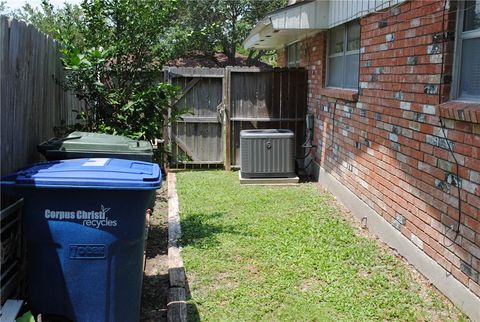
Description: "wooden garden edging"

(167, 173), (187, 322)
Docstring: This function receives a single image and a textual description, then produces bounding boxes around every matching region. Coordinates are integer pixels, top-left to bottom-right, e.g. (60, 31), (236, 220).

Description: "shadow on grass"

(185, 275), (200, 322)
(178, 211), (252, 321)
(179, 211), (250, 249)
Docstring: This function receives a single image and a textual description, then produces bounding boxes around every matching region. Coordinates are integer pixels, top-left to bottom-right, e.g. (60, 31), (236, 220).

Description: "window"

(453, 0), (480, 101)
(287, 42), (300, 67)
(327, 20), (360, 89)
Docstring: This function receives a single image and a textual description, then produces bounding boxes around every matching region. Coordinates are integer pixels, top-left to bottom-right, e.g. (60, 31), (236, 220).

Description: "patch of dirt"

(140, 187), (169, 322)
(299, 277), (326, 292)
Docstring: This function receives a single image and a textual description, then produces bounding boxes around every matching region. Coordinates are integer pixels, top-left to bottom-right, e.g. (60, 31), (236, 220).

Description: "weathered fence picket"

(165, 67), (226, 168)
(0, 16), (84, 175)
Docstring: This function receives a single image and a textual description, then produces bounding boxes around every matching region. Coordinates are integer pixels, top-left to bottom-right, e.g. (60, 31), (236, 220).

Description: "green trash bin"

(38, 131), (154, 162)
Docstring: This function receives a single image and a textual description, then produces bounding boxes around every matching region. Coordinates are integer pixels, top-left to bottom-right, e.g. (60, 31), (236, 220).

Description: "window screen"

(454, 0), (480, 101)
(328, 56), (344, 87)
(464, 0), (480, 31)
(329, 26), (344, 55)
(345, 53), (360, 89)
(347, 22), (360, 51)
(327, 20), (360, 89)
(287, 42), (300, 67)
(459, 38), (480, 98)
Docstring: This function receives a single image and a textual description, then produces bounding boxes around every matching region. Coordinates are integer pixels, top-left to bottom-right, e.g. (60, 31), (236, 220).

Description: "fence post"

(223, 67), (231, 171)
(163, 67), (171, 168)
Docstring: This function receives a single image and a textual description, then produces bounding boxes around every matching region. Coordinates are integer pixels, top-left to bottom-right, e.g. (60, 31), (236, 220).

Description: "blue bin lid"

(3, 158), (161, 190)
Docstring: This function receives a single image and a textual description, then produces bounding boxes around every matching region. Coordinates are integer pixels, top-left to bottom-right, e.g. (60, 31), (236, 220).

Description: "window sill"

(438, 101), (480, 124)
(318, 87), (358, 102)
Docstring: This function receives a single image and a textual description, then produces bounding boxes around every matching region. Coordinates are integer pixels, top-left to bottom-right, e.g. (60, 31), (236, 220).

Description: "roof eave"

(244, 0), (329, 50)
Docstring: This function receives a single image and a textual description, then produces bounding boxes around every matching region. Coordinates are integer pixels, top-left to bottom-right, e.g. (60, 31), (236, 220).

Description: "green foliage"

(59, 0), (182, 141)
(176, 171), (466, 321)
(15, 311), (35, 322)
(12, 0), (84, 47)
(13, 0), (184, 142)
(177, 0), (287, 66)
(0, 1), (7, 15)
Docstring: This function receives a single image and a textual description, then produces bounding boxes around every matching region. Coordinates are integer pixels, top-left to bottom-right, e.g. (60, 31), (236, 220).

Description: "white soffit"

(244, 0), (329, 50)
(245, 0), (407, 50)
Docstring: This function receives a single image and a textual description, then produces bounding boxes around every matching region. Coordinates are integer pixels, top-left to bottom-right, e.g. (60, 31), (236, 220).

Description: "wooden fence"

(165, 66), (308, 169)
(165, 67), (225, 166)
(1, 16), (84, 175)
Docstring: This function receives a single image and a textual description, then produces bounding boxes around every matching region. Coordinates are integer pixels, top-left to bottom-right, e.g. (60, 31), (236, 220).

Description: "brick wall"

(279, 0), (480, 297)
(277, 47), (287, 68)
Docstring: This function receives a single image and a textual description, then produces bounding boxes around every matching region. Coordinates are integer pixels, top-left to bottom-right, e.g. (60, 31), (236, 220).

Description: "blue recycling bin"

(1, 158), (162, 322)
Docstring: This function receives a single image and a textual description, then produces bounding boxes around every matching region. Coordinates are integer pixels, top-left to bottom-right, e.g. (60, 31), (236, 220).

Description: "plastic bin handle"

(50, 135), (82, 143)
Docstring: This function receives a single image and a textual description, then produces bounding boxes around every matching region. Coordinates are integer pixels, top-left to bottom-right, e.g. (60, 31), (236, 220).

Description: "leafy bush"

(60, 0), (183, 141)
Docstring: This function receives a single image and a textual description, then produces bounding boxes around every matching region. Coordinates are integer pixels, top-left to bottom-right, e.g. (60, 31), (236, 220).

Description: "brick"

(470, 170), (480, 183)
(443, 119), (455, 129)
(468, 279), (480, 298)
(462, 180), (478, 194)
(473, 257), (480, 272)
(433, 127), (447, 138)
(460, 260), (479, 282)
(452, 266), (469, 286)
(391, 142), (400, 151)
(404, 129), (415, 139)
(473, 124), (480, 135)
(411, 234), (424, 249)
(409, 121), (421, 131)
(414, 112), (426, 122)
(462, 238), (480, 259)
(459, 224), (476, 243)
(407, 56), (418, 65)
(427, 44), (441, 55)
(429, 55), (443, 66)
(464, 216), (480, 233)
(418, 161), (431, 172)
(395, 212), (407, 225)
(389, 133), (399, 142)
(397, 152), (407, 164)
(424, 84), (439, 95)
(378, 43), (389, 51)
(426, 135), (438, 146)
(410, 18), (421, 27)
(400, 102), (411, 110)
(422, 104), (436, 115)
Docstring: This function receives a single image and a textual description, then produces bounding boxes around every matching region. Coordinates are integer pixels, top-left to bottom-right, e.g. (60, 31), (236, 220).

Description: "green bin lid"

(38, 131), (152, 154)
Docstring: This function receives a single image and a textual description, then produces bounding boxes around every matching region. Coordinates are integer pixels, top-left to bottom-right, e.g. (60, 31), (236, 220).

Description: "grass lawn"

(176, 171), (466, 321)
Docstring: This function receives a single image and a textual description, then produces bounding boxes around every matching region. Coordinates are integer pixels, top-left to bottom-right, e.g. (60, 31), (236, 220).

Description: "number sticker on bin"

(82, 158), (109, 166)
(69, 244), (106, 259)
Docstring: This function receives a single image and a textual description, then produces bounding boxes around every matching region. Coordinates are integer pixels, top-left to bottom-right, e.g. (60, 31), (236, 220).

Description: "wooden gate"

(165, 67), (225, 167)
(165, 67), (308, 169)
(225, 67), (308, 169)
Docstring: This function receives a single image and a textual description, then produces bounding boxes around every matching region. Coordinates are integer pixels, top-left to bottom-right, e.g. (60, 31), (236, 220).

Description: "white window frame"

(287, 42), (300, 67)
(451, 0), (480, 101)
(326, 21), (360, 90)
